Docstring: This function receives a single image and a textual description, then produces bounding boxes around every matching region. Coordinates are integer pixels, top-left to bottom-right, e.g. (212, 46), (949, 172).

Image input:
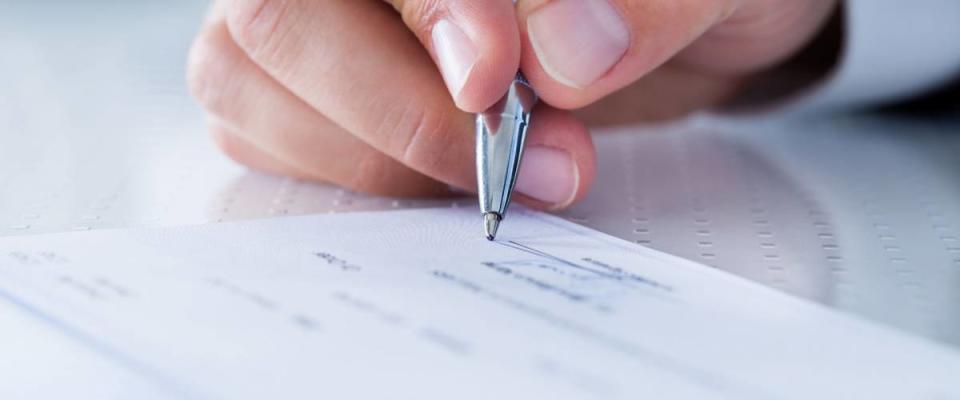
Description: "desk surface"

(2, 1), (958, 348)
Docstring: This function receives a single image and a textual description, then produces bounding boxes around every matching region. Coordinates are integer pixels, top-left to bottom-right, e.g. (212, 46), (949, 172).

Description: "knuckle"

(387, 104), (456, 175)
(397, 0), (445, 38)
(224, 0), (291, 59)
(344, 151), (397, 195)
(207, 124), (246, 164)
(186, 23), (239, 116)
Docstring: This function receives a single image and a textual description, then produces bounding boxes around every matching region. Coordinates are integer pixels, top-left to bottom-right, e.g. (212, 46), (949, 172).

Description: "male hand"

(188, 0), (838, 209)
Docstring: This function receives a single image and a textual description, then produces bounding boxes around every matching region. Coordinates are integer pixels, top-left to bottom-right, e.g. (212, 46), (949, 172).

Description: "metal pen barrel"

(476, 74), (538, 240)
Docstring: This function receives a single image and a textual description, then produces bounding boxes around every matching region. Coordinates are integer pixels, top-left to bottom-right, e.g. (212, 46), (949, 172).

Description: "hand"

(188, 0), (838, 209)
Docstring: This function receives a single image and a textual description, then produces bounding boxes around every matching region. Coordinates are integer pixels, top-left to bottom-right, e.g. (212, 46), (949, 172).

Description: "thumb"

(388, 0), (522, 112)
(517, 0), (740, 109)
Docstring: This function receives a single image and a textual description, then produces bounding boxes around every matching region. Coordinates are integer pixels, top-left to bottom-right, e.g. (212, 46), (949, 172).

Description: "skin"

(188, 0), (839, 209)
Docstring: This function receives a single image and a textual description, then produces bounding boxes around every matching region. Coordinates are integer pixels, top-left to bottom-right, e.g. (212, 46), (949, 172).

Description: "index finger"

(388, 0), (522, 112)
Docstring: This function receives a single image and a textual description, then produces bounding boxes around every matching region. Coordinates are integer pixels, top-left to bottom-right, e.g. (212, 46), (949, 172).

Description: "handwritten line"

(496, 240), (619, 279)
(496, 240), (672, 291)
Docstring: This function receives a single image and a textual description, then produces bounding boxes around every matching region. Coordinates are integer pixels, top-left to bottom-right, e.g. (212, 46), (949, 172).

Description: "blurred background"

(1, 1), (959, 348)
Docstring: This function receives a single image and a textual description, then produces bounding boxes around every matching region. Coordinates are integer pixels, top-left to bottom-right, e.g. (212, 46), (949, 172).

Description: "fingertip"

(517, 0), (631, 110)
(514, 105), (596, 210)
(517, 0), (739, 110)
(425, 0), (521, 112)
(454, 50), (520, 113)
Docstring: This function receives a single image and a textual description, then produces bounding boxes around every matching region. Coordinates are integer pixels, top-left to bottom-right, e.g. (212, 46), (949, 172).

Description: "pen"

(476, 73), (538, 240)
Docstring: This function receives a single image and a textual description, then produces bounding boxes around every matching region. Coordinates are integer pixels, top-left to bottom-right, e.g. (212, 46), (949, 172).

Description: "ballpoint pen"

(476, 73), (538, 240)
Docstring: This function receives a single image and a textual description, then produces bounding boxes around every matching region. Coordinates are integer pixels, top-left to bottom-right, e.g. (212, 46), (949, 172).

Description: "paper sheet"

(0, 208), (956, 399)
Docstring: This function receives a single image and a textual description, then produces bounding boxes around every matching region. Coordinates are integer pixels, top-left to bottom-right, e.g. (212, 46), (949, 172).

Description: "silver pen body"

(476, 73), (538, 240)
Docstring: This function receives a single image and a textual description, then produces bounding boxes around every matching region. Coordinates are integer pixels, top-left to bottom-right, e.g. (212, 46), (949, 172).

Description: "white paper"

(0, 208), (956, 399)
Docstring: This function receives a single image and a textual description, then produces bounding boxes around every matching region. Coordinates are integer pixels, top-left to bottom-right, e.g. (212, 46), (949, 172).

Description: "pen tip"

(483, 212), (501, 241)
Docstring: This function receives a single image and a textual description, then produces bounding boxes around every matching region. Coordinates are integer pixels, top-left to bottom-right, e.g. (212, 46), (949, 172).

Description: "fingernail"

(516, 146), (578, 208)
(527, 0), (629, 88)
(432, 19), (478, 101)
